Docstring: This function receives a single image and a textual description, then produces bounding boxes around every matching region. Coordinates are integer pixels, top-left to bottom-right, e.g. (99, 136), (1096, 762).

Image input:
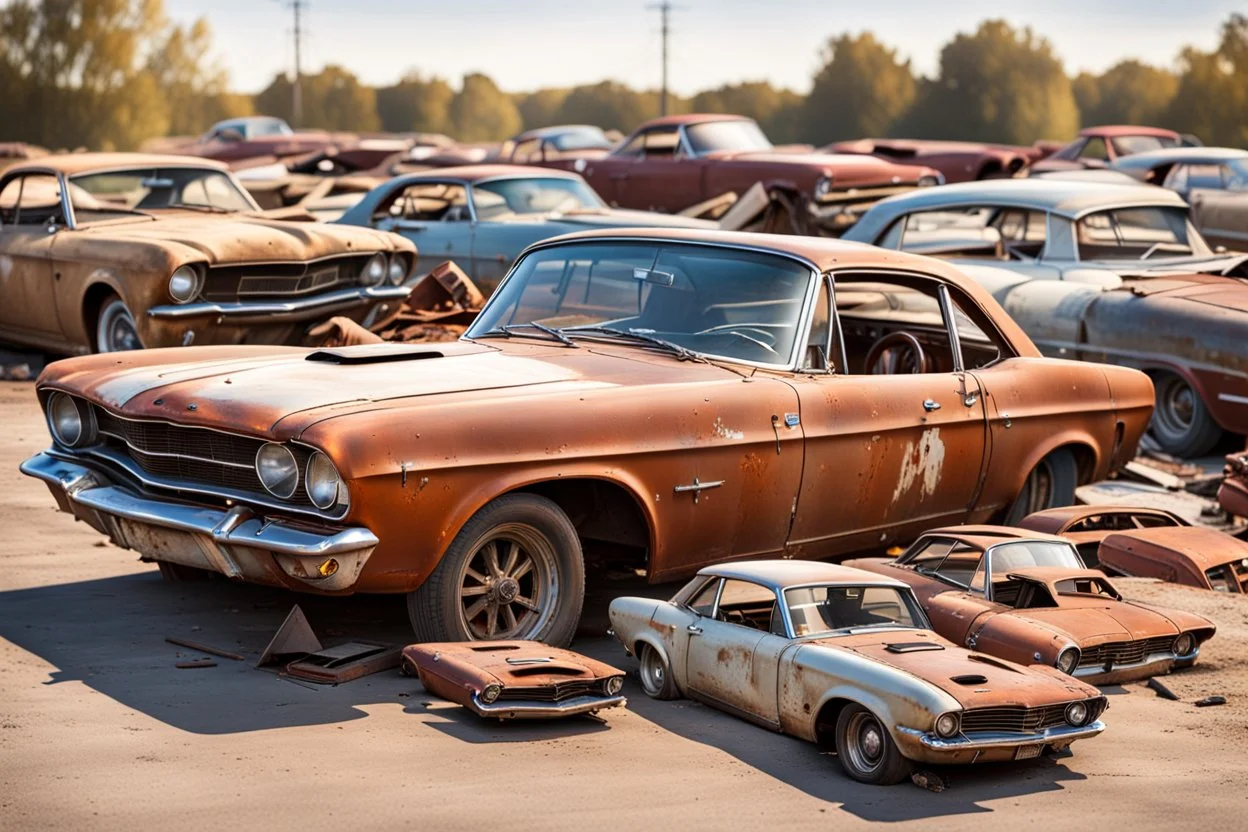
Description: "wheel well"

(814, 697), (855, 751)
(82, 283), (119, 348)
(514, 478), (651, 573)
(1057, 442), (1097, 485)
(977, 160), (1003, 179)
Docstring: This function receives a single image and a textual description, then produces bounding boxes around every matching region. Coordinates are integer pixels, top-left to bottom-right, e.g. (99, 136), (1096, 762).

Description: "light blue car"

(334, 164), (716, 293)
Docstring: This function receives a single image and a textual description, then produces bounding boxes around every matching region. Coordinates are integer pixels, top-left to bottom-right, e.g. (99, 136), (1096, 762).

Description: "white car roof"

(697, 559), (909, 592)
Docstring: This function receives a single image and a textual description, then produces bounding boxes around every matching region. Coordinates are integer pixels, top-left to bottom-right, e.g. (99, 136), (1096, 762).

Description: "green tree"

(255, 65), (380, 132)
(1165, 14), (1248, 145)
(446, 72), (522, 141)
(691, 81), (804, 143)
(1072, 60), (1178, 128)
(375, 71), (454, 134)
(896, 20), (1079, 144)
(799, 33), (915, 143)
(516, 87), (571, 130)
(555, 81), (662, 133)
(145, 18), (252, 136)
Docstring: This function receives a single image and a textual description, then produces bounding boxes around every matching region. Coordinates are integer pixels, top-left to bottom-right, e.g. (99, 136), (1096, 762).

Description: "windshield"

(1112, 135), (1179, 156)
(1076, 206), (1210, 260)
(474, 177), (604, 218)
(989, 541), (1084, 572)
(685, 120), (773, 155)
(785, 585), (925, 637)
(551, 128), (612, 151)
(69, 168), (256, 217)
(1225, 159), (1248, 190)
(466, 240), (815, 367)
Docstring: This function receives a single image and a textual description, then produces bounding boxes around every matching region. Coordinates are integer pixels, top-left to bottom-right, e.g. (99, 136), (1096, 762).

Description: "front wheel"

(1150, 371), (1223, 457)
(834, 704), (913, 785)
(95, 295), (143, 353)
(406, 493), (584, 646)
(637, 643), (680, 700)
(1003, 448), (1078, 525)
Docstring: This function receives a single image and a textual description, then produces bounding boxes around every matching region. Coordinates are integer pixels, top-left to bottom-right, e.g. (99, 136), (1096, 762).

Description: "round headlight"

(1173, 633), (1195, 657)
(362, 253), (387, 286)
(305, 451), (343, 510)
(917, 174), (943, 188)
(934, 712), (960, 738)
(813, 175), (834, 199)
(47, 392), (93, 447)
(1055, 646), (1080, 675)
(480, 683), (502, 704)
(605, 675), (624, 696)
(1065, 701), (1089, 727)
(255, 443), (299, 499)
(168, 265), (201, 304)
(386, 255), (407, 286)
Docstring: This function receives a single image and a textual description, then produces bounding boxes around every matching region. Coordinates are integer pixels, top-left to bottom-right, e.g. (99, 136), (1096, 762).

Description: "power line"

(283, 1), (307, 126)
(648, 2), (682, 116)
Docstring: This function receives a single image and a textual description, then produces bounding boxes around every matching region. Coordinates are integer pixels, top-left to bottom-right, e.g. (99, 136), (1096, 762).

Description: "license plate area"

(1014, 744), (1043, 760)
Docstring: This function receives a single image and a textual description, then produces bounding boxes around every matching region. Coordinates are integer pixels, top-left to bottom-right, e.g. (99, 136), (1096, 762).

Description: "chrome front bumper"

(148, 285), (410, 324)
(469, 693), (627, 720)
(1074, 654), (1190, 685)
(21, 452), (377, 592)
(898, 719), (1105, 752)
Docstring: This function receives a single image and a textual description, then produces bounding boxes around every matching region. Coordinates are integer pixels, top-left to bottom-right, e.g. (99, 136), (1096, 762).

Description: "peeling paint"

(891, 428), (946, 504)
(712, 416), (745, 441)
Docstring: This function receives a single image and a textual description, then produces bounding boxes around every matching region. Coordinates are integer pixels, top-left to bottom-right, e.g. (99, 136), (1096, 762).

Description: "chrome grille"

(203, 255), (371, 302)
(238, 265), (345, 297)
(960, 698), (1105, 734)
(495, 680), (601, 703)
(1078, 636), (1175, 669)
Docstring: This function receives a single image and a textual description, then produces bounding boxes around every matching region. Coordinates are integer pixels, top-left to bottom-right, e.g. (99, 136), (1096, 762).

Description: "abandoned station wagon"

(22, 229), (1152, 644)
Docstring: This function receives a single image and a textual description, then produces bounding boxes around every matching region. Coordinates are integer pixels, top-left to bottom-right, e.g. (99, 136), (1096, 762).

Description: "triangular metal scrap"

(256, 605), (324, 668)
(285, 641), (403, 685)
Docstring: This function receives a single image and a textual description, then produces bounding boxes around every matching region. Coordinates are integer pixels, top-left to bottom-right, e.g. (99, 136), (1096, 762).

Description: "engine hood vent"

(305, 344), (449, 364)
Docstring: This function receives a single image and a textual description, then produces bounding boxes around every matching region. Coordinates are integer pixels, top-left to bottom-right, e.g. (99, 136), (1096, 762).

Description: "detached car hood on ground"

(74, 214), (404, 263)
(817, 630), (1094, 709)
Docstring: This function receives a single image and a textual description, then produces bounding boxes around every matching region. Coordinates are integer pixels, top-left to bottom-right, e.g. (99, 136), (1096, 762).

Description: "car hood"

(812, 631), (1095, 708)
(1007, 600), (1183, 642)
(702, 149), (930, 181)
(402, 641), (622, 688)
(75, 214), (405, 263)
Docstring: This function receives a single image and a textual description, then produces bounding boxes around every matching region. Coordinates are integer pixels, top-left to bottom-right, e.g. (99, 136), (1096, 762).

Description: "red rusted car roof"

(633, 113), (752, 129)
(1079, 125), (1180, 139)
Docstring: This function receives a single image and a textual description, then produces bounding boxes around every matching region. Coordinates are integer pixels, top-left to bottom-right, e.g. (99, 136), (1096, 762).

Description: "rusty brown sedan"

(21, 228), (1152, 644)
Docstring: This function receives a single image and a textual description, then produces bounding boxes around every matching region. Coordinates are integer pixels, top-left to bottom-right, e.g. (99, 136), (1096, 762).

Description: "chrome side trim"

(148, 285), (410, 320)
(897, 719), (1105, 750)
(469, 692), (626, 719)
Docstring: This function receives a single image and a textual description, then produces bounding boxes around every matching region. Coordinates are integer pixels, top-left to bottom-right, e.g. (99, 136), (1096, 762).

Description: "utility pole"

(290, 1), (306, 127)
(649, 2), (674, 116)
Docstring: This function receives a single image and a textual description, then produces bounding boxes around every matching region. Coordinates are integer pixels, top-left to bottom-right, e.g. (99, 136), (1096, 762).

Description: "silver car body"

(1111, 147), (1248, 250)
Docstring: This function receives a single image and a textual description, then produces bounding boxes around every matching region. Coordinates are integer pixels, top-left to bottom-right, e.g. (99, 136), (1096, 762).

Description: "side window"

(1080, 137), (1109, 161)
(614, 133), (646, 158)
(934, 543), (984, 588)
(510, 138), (542, 163)
(991, 209), (1047, 258)
(378, 183), (469, 222)
(715, 579), (779, 631)
(0, 174), (66, 227)
(642, 128), (682, 159)
(832, 272), (959, 375)
(895, 207), (1002, 259)
(687, 578), (721, 616)
(803, 277), (832, 371)
(1163, 164), (1189, 191)
(944, 285), (1012, 369)
(1186, 164), (1224, 190)
(905, 538), (955, 571)
(1133, 513), (1179, 529)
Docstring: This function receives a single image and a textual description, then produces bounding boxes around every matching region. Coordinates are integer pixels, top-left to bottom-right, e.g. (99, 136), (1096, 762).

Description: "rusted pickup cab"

(22, 229), (1152, 644)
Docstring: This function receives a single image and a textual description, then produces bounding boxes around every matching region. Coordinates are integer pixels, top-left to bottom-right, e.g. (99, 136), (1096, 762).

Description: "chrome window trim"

(65, 165), (261, 213)
(466, 236), (822, 373)
(780, 580), (933, 638)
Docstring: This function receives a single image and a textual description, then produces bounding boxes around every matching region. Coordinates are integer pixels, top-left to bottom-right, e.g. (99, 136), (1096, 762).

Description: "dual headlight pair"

(1054, 633), (1196, 677)
(477, 675), (626, 706)
(255, 443), (344, 510)
(361, 252), (408, 287)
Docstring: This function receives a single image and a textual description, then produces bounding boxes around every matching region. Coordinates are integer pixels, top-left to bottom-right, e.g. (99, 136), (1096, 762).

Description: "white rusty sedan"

(609, 560), (1107, 785)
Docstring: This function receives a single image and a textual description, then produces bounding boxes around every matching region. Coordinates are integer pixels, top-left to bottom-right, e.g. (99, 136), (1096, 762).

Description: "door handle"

(922, 399), (941, 412)
(687, 624), (703, 635)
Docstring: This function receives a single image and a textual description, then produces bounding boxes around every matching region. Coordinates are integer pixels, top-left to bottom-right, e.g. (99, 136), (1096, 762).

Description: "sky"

(165, 0), (1244, 95)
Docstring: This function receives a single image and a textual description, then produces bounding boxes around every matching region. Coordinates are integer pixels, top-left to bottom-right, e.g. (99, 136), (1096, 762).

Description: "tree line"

(3, 1), (1247, 152)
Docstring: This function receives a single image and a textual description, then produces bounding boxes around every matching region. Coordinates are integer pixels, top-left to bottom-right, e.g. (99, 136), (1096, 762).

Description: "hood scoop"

(885, 642), (945, 654)
(306, 344), (448, 364)
(968, 653), (1022, 673)
(508, 664), (589, 678)
(950, 673), (990, 686)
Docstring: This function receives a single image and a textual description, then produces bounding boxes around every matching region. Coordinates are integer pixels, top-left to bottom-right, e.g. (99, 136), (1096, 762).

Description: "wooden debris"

(165, 636), (246, 662)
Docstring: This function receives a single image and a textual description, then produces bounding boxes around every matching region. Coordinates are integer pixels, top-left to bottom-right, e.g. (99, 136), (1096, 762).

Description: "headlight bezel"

(604, 675), (624, 696)
(386, 254), (408, 286)
(254, 442), (300, 500)
(167, 264), (203, 304)
(1055, 646), (1081, 675)
(305, 450), (344, 510)
(46, 392), (96, 448)
(917, 173), (944, 188)
(1173, 633), (1195, 657)
(813, 175), (834, 199)
(480, 683), (502, 704)
(361, 253), (387, 286)
(1065, 701), (1090, 727)
(934, 712), (961, 738)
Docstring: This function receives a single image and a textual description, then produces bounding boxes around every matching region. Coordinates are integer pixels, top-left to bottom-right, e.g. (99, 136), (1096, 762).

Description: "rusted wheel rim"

(640, 646), (666, 696)
(844, 711), (885, 775)
(457, 523), (557, 640)
(1155, 376), (1196, 436)
(99, 302), (142, 352)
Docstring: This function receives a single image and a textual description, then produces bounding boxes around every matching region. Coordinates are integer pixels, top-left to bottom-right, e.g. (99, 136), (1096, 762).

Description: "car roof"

(1019, 505), (1187, 535)
(3, 152), (230, 177)
(1102, 526), (1248, 571)
(633, 113), (753, 130)
(515, 125), (606, 140)
(697, 559), (909, 591)
(1112, 146), (1248, 170)
(917, 525), (1070, 551)
(1080, 125), (1180, 139)
(393, 164), (583, 185)
(858, 178), (1188, 222)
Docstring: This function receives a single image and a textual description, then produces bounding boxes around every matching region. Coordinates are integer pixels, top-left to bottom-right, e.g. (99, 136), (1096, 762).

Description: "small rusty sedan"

(400, 641), (626, 719)
(847, 527), (1215, 684)
(0, 153), (414, 354)
(609, 560), (1108, 785)
(21, 229), (1152, 645)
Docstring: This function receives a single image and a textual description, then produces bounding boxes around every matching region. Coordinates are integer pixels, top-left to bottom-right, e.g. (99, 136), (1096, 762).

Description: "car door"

(619, 127), (705, 212)
(787, 272), (987, 557)
(1187, 166), (1248, 251)
(684, 578), (786, 727)
(0, 172), (67, 342)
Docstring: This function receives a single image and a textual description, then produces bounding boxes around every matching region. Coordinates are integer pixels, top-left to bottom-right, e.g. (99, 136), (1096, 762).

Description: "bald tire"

(835, 704), (913, 786)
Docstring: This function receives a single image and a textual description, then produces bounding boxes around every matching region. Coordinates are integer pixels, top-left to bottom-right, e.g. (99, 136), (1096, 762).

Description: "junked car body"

(400, 641), (626, 719)
(334, 165), (715, 293)
(1019, 504), (1188, 565)
(498, 125), (617, 166)
(844, 179), (1248, 456)
(846, 527), (1216, 684)
(826, 138), (1043, 184)
(1029, 126), (1184, 175)
(22, 229), (1151, 646)
(609, 560), (1107, 785)
(0, 153), (414, 354)
(1110, 146), (1248, 251)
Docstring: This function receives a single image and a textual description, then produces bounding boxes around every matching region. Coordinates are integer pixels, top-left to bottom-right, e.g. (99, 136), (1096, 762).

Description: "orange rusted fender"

(846, 525), (1216, 685)
(401, 641), (625, 719)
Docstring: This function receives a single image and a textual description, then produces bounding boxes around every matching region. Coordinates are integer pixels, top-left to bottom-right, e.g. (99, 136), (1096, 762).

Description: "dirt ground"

(1, 379), (1246, 830)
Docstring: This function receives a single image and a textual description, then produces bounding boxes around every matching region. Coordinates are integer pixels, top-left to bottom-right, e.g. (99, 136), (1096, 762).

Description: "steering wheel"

(864, 332), (929, 375)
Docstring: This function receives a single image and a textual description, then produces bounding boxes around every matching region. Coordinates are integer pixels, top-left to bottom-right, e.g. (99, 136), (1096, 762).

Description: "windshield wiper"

(167, 202), (232, 214)
(562, 325), (696, 360)
(474, 322), (577, 347)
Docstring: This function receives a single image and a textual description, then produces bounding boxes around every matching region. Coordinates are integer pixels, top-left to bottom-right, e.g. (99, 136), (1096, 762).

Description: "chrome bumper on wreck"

(148, 285), (410, 324)
(469, 693), (627, 720)
(1074, 655), (1190, 684)
(20, 452), (376, 592)
(898, 719), (1105, 752)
